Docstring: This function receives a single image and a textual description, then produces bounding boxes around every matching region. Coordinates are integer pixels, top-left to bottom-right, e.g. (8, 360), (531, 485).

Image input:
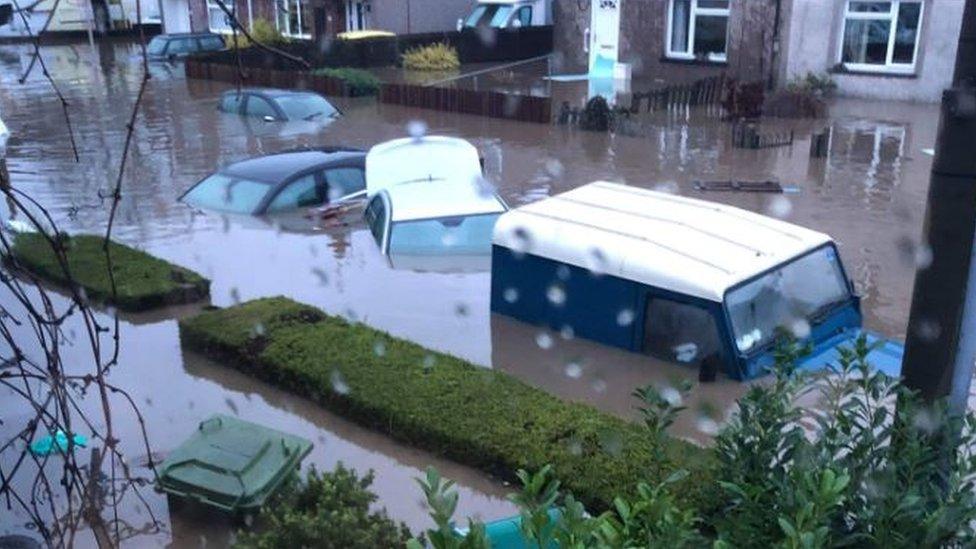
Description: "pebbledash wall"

(779, 0), (963, 102)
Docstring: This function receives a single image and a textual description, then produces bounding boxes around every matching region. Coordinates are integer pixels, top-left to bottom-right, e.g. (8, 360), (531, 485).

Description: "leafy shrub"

(6, 233), (209, 311)
(226, 18), (288, 49)
(579, 96), (611, 131)
(178, 298), (714, 513)
(312, 67), (381, 97)
(401, 43), (460, 71)
(234, 465), (410, 549)
(788, 72), (837, 96)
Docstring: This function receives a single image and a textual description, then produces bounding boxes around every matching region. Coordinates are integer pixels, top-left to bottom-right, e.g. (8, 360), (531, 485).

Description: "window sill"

(660, 55), (728, 67)
(829, 64), (918, 79)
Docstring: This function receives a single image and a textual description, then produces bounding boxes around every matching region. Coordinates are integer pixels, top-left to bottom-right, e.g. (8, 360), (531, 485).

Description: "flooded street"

(0, 40), (938, 546)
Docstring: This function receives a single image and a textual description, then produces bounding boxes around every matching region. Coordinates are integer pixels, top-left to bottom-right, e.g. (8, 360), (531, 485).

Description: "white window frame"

(838, 0), (924, 74)
(665, 0), (730, 63)
(276, 0), (311, 39)
(207, 0), (235, 33)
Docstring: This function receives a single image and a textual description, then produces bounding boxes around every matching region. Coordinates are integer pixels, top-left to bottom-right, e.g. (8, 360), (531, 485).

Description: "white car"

(364, 178), (507, 257)
(365, 135), (483, 197)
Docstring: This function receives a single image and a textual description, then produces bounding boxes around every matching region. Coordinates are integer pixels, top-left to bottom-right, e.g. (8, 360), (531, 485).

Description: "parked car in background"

(365, 179), (507, 257)
(147, 33), (225, 61)
(180, 147), (366, 216)
(459, 0), (551, 30)
(217, 89), (341, 123)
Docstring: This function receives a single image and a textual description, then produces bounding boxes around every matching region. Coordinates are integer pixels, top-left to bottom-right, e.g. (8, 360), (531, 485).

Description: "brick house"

(189, 0), (474, 42)
(552, 0), (963, 101)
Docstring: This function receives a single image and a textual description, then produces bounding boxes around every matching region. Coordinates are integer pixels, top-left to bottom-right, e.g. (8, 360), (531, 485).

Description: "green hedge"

(311, 68), (381, 97)
(178, 297), (714, 512)
(8, 233), (210, 311)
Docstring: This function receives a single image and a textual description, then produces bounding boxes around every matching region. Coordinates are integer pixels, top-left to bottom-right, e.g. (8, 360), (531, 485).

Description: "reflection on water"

(0, 40), (940, 545)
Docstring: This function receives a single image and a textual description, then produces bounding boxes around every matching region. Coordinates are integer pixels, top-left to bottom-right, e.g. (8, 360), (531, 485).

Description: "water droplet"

(586, 247), (608, 276)
(556, 265), (571, 281)
(312, 268), (329, 286)
(566, 438), (582, 456)
(407, 120), (428, 140)
(673, 342), (699, 363)
(598, 430), (623, 456)
(422, 355), (436, 372)
(243, 514), (254, 527)
(564, 361), (583, 379)
(535, 332), (554, 350)
(915, 319), (941, 342)
(547, 284), (567, 306)
(251, 322), (266, 337)
(915, 242), (933, 269)
(660, 386), (683, 406)
(331, 370), (350, 395)
(789, 318), (811, 339)
(616, 308), (635, 326)
(373, 341), (386, 357)
(503, 287), (520, 303)
(455, 302), (469, 317)
(695, 416), (719, 435)
(472, 174), (498, 198)
(441, 230), (459, 246)
(559, 325), (575, 340)
(230, 287), (241, 304)
(592, 378), (607, 393)
(766, 195), (793, 219)
(544, 158), (564, 178)
(653, 181), (679, 194)
(510, 226), (533, 256)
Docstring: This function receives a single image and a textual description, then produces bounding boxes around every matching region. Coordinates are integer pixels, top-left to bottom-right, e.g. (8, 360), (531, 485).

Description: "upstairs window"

(841, 1), (923, 73)
(207, 0), (235, 33)
(666, 0), (730, 63)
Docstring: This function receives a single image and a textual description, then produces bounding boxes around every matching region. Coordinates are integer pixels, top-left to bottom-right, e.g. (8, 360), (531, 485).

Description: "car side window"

(324, 168), (366, 201)
(514, 6), (532, 27)
(167, 38), (194, 55)
(266, 175), (320, 213)
(643, 297), (723, 369)
(364, 196), (387, 242)
(198, 36), (224, 51)
(244, 96), (278, 119)
(220, 92), (244, 113)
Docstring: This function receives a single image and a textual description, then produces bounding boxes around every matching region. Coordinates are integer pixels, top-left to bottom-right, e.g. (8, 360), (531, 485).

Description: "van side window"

(514, 6), (532, 27)
(324, 168), (366, 200)
(643, 297), (722, 368)
(266, 174), (320, 212)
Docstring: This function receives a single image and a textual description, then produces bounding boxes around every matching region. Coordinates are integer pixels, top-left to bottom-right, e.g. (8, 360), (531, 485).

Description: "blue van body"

(490, 244), (903, 381)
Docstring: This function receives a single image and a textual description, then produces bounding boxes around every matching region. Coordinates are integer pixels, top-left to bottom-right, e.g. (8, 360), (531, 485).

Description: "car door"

(243, 94), (282, 121)
(323, 166), (367, 203)
(364, 193), (390, 252)
(263, 174), (322, 213)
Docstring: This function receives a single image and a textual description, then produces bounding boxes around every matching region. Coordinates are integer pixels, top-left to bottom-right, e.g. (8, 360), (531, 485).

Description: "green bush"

(178, 297), (714, 513)
(6, 233), (209, 311)
(234, 464), (410, 548)
(227, 18), (288, 49)
(401, 43), (460, 71)
(312, 67), (381, 97)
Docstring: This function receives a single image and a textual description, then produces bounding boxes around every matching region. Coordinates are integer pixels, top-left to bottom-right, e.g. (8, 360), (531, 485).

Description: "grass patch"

(179, 297), (714, 513)
(311, 67), (381, 97)
(8, 233), (210, 311)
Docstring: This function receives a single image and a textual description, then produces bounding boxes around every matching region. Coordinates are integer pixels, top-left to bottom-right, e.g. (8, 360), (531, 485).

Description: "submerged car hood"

(796, 327), (903, 378)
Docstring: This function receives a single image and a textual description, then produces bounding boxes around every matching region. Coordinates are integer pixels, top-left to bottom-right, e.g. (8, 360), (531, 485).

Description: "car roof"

(366, 136), (482, 195)
(221, 88), (323, 99)
(221, 148), (364, 185)
(492, 181), (834, 302)
(384, 179), (507, 222)
(157, 32), (221, 39)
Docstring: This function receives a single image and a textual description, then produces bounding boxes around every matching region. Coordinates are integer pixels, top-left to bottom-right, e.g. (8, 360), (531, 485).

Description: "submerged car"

(180, 147), (366, 215)
(147, 32), (225, 60)
(217, 89), (341, 123)
(365, 135), (483, 196)
(491, 181), (904, 382)
(364, 179), (507, 257)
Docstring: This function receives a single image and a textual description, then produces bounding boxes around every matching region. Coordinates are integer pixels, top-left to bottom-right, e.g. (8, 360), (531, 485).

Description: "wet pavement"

(0, 40), (939, 546)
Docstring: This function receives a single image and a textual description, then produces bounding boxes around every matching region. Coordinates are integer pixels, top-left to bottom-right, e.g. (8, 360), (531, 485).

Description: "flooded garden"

(0, 39), (958, 547)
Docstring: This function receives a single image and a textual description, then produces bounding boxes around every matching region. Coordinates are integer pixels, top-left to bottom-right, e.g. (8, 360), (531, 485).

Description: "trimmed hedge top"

(8, 233), (210, 312)
(178, 297), (714, 512)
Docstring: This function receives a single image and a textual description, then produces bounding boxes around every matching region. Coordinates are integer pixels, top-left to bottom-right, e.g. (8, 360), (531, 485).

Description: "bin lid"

(157, 415), (313, 512)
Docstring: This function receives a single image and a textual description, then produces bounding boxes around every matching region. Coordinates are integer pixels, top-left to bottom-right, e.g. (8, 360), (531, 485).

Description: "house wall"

(366, 0), (475, 34)
(780, 0), (963, 102)
(552, 0), (781, 84)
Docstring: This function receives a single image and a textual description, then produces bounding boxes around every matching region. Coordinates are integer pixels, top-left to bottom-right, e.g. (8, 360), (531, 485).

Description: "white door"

(588, 0), (621, 76)
(345, 0), (367, 31)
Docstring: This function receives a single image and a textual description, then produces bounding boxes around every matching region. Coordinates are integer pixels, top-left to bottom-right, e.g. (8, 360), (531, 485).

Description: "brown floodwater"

(0, 39), (941, 546)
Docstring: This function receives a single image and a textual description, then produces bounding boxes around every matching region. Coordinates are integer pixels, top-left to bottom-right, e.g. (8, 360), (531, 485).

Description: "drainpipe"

(246, 0), (252, 30)
(767, 0), (781, 90)
(900, 0), (976, 414)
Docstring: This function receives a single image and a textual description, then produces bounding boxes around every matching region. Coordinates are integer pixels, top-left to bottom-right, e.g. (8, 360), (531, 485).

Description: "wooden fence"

(629, 74), (728, 114)
(185, 59), (553, 124)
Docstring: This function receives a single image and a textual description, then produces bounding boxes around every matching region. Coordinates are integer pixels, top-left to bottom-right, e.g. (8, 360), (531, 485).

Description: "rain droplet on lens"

(653, 181), (679, 194)
(441, 230), (459, 246)
(616, 308), (635, 326)
(422, 354), (436, 372)
(566, 437), (582, 456)
(586, 247), (608, 276)
(331, 370), (350, 395)
(510, 226), (533, 256)
(592, 378), (607, 393)
(564, 361), (583, 379)
(472, 175), (497, 198)
(544, 158), (564, 178)
(535, 332), (554, 350)
(373, 341), (387, 357)
(503, 287), (520, 303)
(547, 284), (567, 306)
(455, 302), (469, 317)
(915, 319), (941, 342)
(252, 322), (266, 337)
(766, 195), (793, 219)
(598, 430), (623, 456)
(556, 265), (571, 281)
(789, 318), (811, 339)
(695, 415), (720, 435)
(915, 242), (933, 269)
(660, 386), (683, 406)
(559, 324), (575, 340)
(407, 120), (428, 140)
(312, 267), (329, 286)
(230, 287), (241, 304)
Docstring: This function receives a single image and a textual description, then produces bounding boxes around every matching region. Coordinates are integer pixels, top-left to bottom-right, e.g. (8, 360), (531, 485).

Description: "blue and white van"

(490, 181), (903, 381)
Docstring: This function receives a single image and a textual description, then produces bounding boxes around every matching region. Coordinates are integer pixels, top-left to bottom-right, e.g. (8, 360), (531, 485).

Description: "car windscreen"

(181, 173), (271, 214)
(148, 36), (168, 55)
(725, 246), (851, 354)
(388, 213), (501, 255)
(274, 94), (338, 121)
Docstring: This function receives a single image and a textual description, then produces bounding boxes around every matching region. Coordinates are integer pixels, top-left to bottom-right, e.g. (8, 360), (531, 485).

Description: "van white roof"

(492, 181), (834, 302)
(365, 136), (482, 196)
(384, 179), (507, 222)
